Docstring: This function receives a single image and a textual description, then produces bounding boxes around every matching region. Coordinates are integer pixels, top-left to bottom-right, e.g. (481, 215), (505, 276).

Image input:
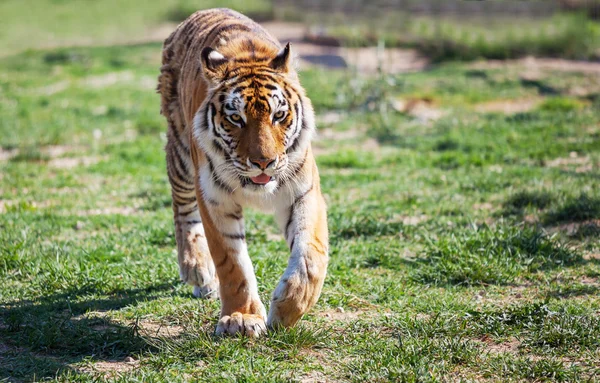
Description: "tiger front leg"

(166, 143), (219, 299)
(197, 198), (267, 337)
(174, 207), (219, 299)
(268, 185), (329, 328)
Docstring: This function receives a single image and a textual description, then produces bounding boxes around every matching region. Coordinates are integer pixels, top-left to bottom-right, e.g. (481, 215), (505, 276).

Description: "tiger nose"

(250, 157), (276, 170)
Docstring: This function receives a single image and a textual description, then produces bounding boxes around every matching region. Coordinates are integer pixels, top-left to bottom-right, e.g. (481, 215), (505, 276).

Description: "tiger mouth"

(250, 173), (272, 185)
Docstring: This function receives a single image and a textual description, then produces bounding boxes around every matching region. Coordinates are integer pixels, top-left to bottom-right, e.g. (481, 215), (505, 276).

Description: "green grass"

(1, 27), (600, 383)
(0, 0), (272, 56)
(302, 11), (600, 62)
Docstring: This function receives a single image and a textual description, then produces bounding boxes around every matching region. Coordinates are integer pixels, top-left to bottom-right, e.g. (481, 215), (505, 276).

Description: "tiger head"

(193, 41), (315, 195)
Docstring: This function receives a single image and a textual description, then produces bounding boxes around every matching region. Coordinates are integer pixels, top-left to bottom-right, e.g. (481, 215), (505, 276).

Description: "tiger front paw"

(267, 271), (322, 328)
(215, 312), (267, 338)
(180, 260), (219, 299)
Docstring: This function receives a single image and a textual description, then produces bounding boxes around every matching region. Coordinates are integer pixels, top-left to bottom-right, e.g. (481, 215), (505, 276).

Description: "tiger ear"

(270, 42), (292, 72)
(201, 47), (228, 82)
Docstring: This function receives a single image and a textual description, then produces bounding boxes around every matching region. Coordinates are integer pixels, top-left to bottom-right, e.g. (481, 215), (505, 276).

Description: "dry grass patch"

(137, 319), (185, 338)
(482, 337), (521, 356)
(545, 152), (595, 173)
(77, 358), (139, 379)
(48, 155), (106, 169)
(474, 98), (540, 114)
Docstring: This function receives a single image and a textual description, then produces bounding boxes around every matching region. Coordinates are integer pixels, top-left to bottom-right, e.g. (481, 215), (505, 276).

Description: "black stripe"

(225, 212), (242, 220)
(289, 102), (301, 136)
(206, 154), (234, 194)
(215, 23), (253, 38)
(257, 95), (272, 113)
(206, 198), (219, 206)
(172, 146), (192, 182)
(229, 72), (279, 85)
(233, 57), (270, 64)
(212, 140), (225, 155)
(168, 172), (194, 193)
(285, 185), (314, 240)
(213, 176), (234, 194)
(286, 120), (305, 154)
(200, 19), (228, 48)
(215, 253), (229, 268)
(239, 176), (251, 187)
(223, 232), (245, 240)
(278, 150), (308, 190)
(235, 280), (247, 294)
(223, 68), (282, 83)
(219, 128), (234, 146)
(209, 103), (217, 136)
(172, 160), (193, 185)
(180, 203), (198, 216)
(169, 124), (189, 157)
(175, 195), (196, 204)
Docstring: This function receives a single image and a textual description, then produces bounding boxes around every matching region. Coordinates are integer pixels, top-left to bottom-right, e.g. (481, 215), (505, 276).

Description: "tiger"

(157, 8), (329, 337)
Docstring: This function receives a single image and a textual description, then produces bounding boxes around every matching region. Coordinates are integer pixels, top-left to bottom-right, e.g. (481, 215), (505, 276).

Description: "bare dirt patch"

(482, 337), (521, 355)
(391, 214), (428, 226)
(470, 57), (600, 75)
(316, 111), (345, 126)
(137, 320), (184, 338)
(79, 207), (137, 216)
(48, 155), (105, 169)
(313, 124), (380, 156)
(319, 309), (365, 322)
(0, 148), (19, 161)
(270, 25), (428, 73)
(545, 152), (595, 173)
(474, 98), (540, 114)
(318, 126), (363, 141)
(78, 359), (139, 378)
(393, 97), (445, 122)
(473, 202), (495, 211)
(300, 370), (335, 383)
(584, 253), (600, 260)
(553, 219), (600, 236)
(262, 22), (429, 74)
(0, 145), (88, 163)
(474, 284), (538, 307)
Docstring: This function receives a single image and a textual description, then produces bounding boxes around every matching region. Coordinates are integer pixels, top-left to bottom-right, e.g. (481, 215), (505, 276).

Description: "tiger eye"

(274, 110), (285, 120)
(230, 114), (241, 122)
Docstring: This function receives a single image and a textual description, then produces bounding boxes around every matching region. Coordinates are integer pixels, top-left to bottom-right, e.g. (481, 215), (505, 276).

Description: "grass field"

(2, 5), (600, 383)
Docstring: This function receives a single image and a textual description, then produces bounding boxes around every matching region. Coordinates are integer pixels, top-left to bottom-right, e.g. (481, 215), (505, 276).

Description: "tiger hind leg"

(166, 137), (219, 299)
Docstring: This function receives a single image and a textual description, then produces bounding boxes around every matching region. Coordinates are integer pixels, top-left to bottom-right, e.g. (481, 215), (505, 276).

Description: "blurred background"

(2, 1), (600, 381)
(2, 0), (600, 65)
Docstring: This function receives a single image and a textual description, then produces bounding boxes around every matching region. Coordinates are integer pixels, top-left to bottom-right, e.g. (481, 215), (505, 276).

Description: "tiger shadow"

(0, 282), (191, 381)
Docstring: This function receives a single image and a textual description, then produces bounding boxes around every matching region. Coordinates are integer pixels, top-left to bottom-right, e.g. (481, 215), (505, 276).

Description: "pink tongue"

(251, 174), (271, 185)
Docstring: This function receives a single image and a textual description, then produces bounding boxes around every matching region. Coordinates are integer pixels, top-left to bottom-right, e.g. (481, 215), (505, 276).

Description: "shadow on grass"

(355, 224), (598, 287)
(544, 192), (600, 225)
(331, 213), (410, 240)
(519, 78), (561, 96)
(545, 284), (600, 300)
(501, 190), (555, 217)
(415, 226), (600, 286)
(0, 283), (178, 381)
